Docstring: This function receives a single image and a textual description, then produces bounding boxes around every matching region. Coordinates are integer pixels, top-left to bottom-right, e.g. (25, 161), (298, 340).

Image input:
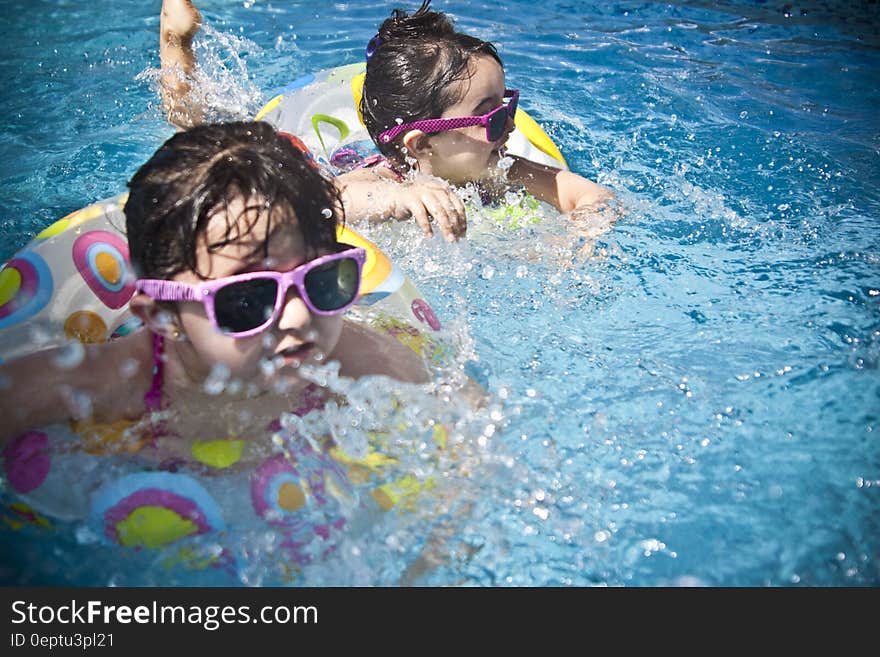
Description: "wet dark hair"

(125, 121), (341, 280)
(360, 0), (502, 163)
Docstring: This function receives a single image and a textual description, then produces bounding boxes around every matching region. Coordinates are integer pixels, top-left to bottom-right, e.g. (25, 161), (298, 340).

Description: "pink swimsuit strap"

(144, 332), (165, 413)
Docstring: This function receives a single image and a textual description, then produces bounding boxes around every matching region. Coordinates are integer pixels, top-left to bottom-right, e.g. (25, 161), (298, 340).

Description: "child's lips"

(276, 342), (315, 366)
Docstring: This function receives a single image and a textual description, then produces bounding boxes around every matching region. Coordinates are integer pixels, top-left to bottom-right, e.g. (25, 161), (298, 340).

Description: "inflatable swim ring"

(255, 63), (568, 171)
(0, 191), (445, 571)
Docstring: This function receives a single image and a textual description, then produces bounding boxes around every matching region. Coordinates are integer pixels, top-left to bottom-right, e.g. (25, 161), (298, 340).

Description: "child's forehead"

(205, 195), (297, 235)
(197, 197), (305, 271)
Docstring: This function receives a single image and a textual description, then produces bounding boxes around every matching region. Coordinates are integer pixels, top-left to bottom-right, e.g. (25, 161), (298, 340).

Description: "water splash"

(137, 25), (264, 123)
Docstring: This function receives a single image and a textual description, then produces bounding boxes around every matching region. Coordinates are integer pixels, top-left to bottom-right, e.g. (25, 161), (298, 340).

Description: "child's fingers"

(446, 190), (468, 236)
(426, 181), (467, 238)
(407, 201), (434, 237)
(422, 193), (457, 242)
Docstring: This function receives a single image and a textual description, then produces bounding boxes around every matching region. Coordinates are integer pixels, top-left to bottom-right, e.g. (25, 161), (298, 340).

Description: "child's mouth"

(276, 342), (315, 366)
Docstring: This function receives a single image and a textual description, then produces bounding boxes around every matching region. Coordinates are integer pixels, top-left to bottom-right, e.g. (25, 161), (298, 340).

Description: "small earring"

(170, 328), (185, 341)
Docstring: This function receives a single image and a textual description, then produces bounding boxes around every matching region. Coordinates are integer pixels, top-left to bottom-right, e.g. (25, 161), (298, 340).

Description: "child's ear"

(129, 294), (185, 340)
(401, 129), (432, 159)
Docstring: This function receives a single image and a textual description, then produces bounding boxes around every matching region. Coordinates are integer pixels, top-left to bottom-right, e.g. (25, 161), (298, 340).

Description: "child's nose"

(275, 288), (312, 332)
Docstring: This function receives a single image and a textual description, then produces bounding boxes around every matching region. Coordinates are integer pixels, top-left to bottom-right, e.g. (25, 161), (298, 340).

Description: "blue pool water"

(1, 0), (878, 585)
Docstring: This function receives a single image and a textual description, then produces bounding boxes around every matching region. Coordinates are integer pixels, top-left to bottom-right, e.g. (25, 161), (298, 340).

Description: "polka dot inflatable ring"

(0, 195), (138, 362)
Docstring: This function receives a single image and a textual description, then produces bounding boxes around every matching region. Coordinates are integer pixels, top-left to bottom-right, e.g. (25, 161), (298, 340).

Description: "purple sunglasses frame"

(378, 89), (519, 145)
(135, 246), (366, 338)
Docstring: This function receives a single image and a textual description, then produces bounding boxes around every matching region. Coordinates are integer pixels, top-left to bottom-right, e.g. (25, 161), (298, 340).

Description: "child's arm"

(0, 336), (152, 445)
(335, 168), (467, 243)
(506, 154), (614, 214)
(335, 320), (431, 384)
(160, 0), (203, 129)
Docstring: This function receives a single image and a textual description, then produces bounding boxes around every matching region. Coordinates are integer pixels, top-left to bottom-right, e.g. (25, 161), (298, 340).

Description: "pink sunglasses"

(136, 246), (366, 338)
(378, 89), (519, 144)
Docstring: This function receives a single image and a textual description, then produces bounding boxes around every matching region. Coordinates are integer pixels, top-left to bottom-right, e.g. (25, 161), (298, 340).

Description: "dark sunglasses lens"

(304, 257), (360, 312)
(489, 107), (508, 141)
(214, 278), (278, 334)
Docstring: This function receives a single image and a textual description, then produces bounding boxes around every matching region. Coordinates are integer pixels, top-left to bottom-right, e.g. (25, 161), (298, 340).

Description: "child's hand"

(386, 176), (467, 242)
(336, 170), (467, 241)
(554, 201), (623, 264)
(160, 0), (203, 128)
(161, 0), (202, 42)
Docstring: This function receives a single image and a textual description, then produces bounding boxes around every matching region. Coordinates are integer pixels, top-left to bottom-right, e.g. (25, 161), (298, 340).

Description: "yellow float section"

(191, 439), (246, 470)
(254, 94), (283, 122)
(512, 109), (566, 166)
(336, 224), (391, 296)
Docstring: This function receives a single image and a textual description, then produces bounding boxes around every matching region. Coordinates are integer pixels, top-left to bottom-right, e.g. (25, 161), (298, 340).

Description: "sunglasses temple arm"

(136, 279), (202, 302)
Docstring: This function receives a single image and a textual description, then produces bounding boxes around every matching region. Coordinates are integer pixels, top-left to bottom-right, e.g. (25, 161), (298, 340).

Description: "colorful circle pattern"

(71, 230), (135, 309)
(91, 472), (224, 549)
(0, 251), (53, 329)
(251, 451), (349, 560)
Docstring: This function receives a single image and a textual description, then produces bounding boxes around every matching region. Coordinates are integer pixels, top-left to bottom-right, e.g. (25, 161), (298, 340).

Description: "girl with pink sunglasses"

(356, 1), (613, 225)
(0, 122), (428, 446)
(159, 1), (615, 244)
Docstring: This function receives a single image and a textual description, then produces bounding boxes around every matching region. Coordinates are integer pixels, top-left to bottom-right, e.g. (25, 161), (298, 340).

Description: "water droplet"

(204, 363), (231, 395)
(119, 358), (140, 379)
(53, 342), (86, 369)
